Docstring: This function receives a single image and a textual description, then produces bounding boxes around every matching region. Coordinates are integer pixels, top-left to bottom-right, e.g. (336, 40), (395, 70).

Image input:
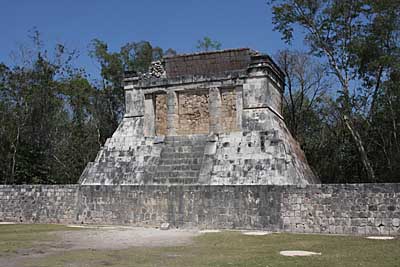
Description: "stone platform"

(80, 48), (318, 185)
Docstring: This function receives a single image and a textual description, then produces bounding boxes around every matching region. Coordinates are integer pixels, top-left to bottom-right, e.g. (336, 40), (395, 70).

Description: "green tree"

(0, 31), (98, 184)
(196, 37), (222, 52)
(56, 77), (99, 183)
(89, 40), (171, 144)
(269, 0), (400, 182)
(275, 50), (360, 183)
(1, 32), (181, 185)
(275, 50), (330, 139)
(1, 55), (67, 184)
(269, 0), (371, 180)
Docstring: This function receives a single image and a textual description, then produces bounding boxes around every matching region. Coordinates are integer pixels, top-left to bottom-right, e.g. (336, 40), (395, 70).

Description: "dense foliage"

(270, 0), (400, 183)
(196, 37), (222, 51)
(0, 32), (174, 184)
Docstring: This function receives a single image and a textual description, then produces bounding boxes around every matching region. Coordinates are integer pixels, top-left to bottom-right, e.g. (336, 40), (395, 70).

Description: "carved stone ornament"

(142, 60), (166, 79)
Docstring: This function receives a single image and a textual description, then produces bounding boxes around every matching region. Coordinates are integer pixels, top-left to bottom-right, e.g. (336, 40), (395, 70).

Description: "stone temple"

(80, 48), (318, 185)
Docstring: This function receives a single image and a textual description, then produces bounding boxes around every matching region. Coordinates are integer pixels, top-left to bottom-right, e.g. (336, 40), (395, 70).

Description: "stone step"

(164, 135), (208, 142)
(158, 158), (202, 165)
(156, 165), (202, 172)
(159, 152), (204, 159)
(164, 141), (207, 147)
(151, 178), (198, 184)
(102, 150), (136, 157)
(153, 171), (199, 178)
(162, 146), (205, 153)
(152, 135), (207, 184)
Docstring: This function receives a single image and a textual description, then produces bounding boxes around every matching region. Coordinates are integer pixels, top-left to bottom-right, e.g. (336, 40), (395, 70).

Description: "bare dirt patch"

(57, 226), (199, 250)
(0, 225), (199, 267)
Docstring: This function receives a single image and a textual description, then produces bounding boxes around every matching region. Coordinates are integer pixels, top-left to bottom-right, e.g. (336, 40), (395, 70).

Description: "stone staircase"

(152, 135), (208, 184)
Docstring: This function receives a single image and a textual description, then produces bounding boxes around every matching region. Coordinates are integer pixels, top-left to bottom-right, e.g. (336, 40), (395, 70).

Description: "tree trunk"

(343, 115), (376, 181)
(10, 126), (20, 185)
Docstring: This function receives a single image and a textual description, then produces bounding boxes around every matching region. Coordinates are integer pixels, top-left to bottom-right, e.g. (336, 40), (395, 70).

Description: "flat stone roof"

(164, 48), (256, 78)
(123, 48), (285, 90)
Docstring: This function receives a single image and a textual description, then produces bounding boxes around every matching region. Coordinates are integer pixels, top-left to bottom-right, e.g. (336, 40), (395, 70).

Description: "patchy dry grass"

(1, 224), (399, 267)
(0, 224), (81, 257)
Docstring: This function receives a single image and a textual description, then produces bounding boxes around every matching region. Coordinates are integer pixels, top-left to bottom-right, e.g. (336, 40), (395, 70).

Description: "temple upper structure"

(80, 48), (319, 185)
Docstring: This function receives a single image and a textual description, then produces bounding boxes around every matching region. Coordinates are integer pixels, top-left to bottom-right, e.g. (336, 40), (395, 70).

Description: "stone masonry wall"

(75, 185), (282, 229)
(164, 48), (252, 78)
(281, 184), (400, 236)
(0, 184), (399, 236)
(0, 185), (78, 224)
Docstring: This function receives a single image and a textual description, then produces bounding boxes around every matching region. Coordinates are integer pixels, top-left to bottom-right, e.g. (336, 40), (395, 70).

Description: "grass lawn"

(0, 224), (399, 267)
(0, 224), (82, 256)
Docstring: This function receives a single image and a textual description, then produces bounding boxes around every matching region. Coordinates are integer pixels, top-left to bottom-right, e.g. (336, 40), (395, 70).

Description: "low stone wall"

(76, 185), (282, 230)
(0, 185), (78, 224)
(281, 184), (400, 236)
(0, 184), (399, 236)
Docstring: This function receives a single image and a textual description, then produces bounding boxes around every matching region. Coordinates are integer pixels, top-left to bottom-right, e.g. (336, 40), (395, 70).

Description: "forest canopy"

(0, 32), (175, 184)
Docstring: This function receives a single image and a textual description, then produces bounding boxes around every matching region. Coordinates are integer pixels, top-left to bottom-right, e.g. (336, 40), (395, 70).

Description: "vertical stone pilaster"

(123, 76), (143, 118)
(209, 87), (222, 134)
(167, 90), (178, 136)
(235, 85), (243, 131)
(144, 94), (155, 136)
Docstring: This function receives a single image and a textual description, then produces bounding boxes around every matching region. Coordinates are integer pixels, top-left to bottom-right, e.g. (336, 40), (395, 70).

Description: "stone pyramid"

(80, 48), (319, 185)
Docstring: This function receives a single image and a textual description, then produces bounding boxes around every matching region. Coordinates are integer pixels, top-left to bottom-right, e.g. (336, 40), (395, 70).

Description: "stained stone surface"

(242, 231), (270, 236)
(366, 236), (395, 240)
(1, 49), (398, 236)
(199, 230), (221, 233)
(0, 184), (399, 236)
(280, 250), (321, 256)
(80, 48), (318, 185)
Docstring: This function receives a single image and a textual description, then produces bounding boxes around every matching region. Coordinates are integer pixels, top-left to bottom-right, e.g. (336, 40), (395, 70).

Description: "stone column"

(123, 76), (143, 118)
(209, 87), (222, 134)
(123, 75), (145, 137)
(143, 94), (155, 136)
(235, 85), (243, 131)
(166, 90), (178, 136)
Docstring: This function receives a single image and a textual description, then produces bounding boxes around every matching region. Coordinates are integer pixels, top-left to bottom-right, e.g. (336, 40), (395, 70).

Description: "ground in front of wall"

(0, 224), (399, 267)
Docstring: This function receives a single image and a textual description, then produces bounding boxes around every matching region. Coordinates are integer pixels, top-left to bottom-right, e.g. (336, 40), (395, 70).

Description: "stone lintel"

(136, 73), (247, 90)
(242, 106), (284, 121)
(249, 54), (285, 84)
(123, 76), (140, 90)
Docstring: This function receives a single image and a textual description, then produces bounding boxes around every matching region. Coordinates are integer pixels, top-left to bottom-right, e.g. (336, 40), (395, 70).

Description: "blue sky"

(0, 0), (306, 78)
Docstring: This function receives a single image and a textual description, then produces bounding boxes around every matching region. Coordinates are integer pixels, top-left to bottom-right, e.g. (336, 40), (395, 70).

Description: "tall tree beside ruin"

(349, 0), (400, 181)
(0, 53), (69, 183)
(275, 50), (330, 139)
(269, 0), (369, 180)
(0, 32), (99, 184)
(89, 40), (171, 144)
(269, 0), (400, 182)
(275, 50), (369, 183)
